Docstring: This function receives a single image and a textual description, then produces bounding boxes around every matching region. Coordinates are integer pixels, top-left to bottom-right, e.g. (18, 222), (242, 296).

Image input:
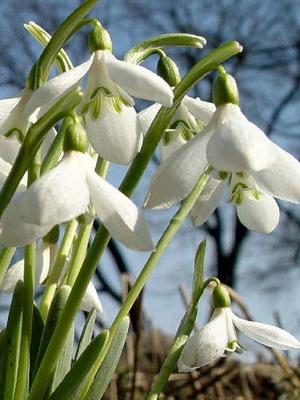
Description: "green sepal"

(125, 33), (206, 64)
(1, 280), (24, 400)
(63, 122), (88, 153)
(88, 24), (112, 52)
(212, 284), (231, 308)
(212, 70), (239, 106)
(74, 308), (97, 361)
(86, 316), (130, 399)
(157, 55), (180, 86)
(48, 330), (109, 400)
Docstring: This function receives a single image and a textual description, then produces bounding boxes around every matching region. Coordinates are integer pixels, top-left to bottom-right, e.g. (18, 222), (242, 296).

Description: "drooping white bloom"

(178, 307), (300, 372)
(0, 151), (154, 251)
(145, 104), (300, 233)
(0, 243), (103, 314)
(24, 50), (174, 165)
(138, 96), (215, 161)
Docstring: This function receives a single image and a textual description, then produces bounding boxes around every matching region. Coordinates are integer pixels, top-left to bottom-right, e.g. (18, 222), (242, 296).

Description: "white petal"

(160, 134), (187, 162)
(80, 281), (103, 314)
(0, 97), (21, 127)
(138, 104), (161, 135)
(0, 91), (32, 137)
(86, 102), (142, 165)
(190, 178), (227, 226)
(0, 135), (20, 164)
(144, 126), (213, 209)
(236, 192), (279, 233)
(253, 143), (300, 203)
(106, 53), (173, 107)
(182, 96), (216, 124)
(0, 158), (27, 191)
(178, 309), (228, 372)
(24, 56), (93, 117)
(86, 167), (153, 251)
(230, 310), (300, 350)
(206, 104), (277, 172)
(0, 258), (24, 293)
(0, 152), (90, 247)
(36, 244), (51, 285)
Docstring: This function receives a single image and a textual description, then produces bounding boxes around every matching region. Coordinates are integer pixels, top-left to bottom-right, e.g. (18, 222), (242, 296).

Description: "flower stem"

(39, 220), (78, 320)
(0, 247), (16, 285)
(34, 0), (99, 87)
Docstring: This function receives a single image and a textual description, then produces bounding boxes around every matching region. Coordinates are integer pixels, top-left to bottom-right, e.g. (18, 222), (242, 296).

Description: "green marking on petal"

(4, 128), (24, 143)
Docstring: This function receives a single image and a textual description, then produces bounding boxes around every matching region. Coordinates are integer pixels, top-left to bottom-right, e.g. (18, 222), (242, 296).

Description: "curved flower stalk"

(138, 96), (215, 162)
(178, 286), (300, 372)
(24, 43), (174, 165)
(144, 76), (300, 233)
(0, 149), (154, 251)
(0, 243), (103, 313)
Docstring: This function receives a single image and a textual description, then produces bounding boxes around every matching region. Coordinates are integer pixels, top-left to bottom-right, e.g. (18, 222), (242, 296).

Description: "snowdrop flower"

(138, 96), (215, 162)
(24, 25), (174, 165)
(0, 123), (154, 251)
(144, 71), (300, 233)
(0, 243), (103, 314)
(178, 285), (300, 372)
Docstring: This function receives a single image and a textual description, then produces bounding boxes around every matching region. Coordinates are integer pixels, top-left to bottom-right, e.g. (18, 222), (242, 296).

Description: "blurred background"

(1, 0), (300, 361)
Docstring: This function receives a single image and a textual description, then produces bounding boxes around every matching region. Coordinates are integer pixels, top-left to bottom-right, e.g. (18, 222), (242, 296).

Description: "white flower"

(0, 151), (154, 251)
(138, 96), (215, 162)
(24, 50), (174, 165)
(178, 307), (300, 372)
(0, 243), (103, 314)
(144, 103), (300, 233)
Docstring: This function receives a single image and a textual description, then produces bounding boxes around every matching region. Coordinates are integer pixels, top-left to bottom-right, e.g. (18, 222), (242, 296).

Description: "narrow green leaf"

(74, 308), (97, 361)
(192, 240), (206, 294)
(47, 323), (74, 395)
(125, 33), (207, 64)
(29, 305), (44, 386)
(48, 330), (109, 400)
(33, 285), (71, 379)
(1, 280), (24, 400)
(86, 316), (130, 400)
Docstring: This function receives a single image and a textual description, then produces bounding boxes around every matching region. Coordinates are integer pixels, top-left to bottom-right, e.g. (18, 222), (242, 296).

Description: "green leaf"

(1, 280), (24, 400)
(48, 330), (109, 400)
(125, 33), (207, 64)
(192, 240), (206, 295)
(74, 308), (97, 361)
(32, 286), (71, 379)
(29, 305), (44, 386)
(47, 323), (74, 395)
(86, 316), (130, 400)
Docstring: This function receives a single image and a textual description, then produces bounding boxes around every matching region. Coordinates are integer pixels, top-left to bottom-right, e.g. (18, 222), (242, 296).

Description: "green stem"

(34, 0), (99, 87)
(13, 243), (36, 400)
(0, 88), (82, 219)
(0, 247), (16, 286)
(39, 220), (78, 320)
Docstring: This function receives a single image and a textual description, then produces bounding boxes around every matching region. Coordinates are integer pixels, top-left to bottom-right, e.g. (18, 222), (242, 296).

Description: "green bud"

(157, 55), (180, 86)
(88, 25), (112, 52)
(212, 284), (231, 308)
(26, 63), (37, 90)
(43, 225), (60, 244)
(212, 70), (239, 106)
(63, 123), (88, 153)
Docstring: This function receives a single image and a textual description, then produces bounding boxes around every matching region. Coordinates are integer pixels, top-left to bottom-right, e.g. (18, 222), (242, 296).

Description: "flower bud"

(212, 284), (231, 308)
(212, 70), (239, 106)
(88, 25), (112, 52)
(43, 225), (60, 244)
(157, 55), (180, 87)
(63, 122), (88, 153)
